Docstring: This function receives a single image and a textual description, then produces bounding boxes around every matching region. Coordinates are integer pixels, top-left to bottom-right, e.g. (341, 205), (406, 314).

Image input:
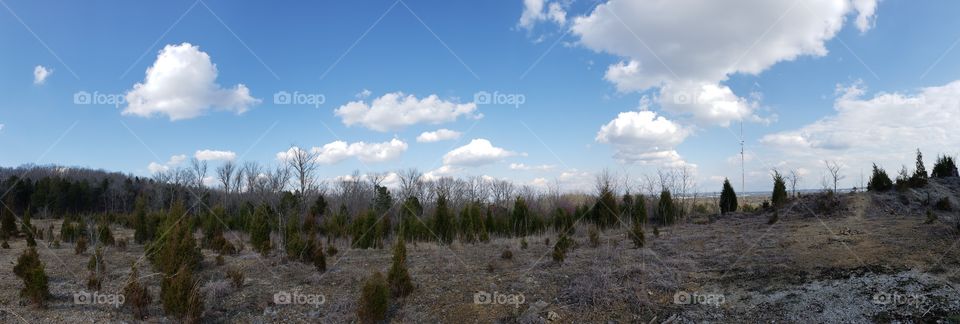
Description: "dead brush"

(226, 267), (244, 288)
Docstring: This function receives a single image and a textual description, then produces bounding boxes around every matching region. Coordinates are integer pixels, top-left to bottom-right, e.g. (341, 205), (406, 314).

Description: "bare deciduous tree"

(397, 168), (424, 201)
(286, 146), (319, 199)
(189, 158), (208, 189)
(788, 169), (802, 197)
(823, 160), (845, 193)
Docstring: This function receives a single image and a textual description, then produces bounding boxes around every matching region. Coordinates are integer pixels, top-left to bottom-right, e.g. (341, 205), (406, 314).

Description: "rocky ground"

(2, 179), (960, 323)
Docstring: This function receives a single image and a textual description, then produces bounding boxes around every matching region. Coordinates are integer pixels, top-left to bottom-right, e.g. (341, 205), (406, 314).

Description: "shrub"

(719, 178), (738, 214)
(133, 196), (150, 244)
(161, 265), (204, 322)
(215, 255), (225, 266)
(653, 226), (660, 237)
(249, 205), (272, 256)
(520, 237), (528, 250)
(116, 238), (128, 250)
(511, 196), (533, 236)
(75, 236), (89, 255)
(87, 245), (106, 272)
(0, 208), (16, 239)
(313, 243), (327, 272)
(226, 267), (244, 288)
(655, 190), (678, 225)
(14, 248), (50, 307)
(357, 271), (390, 324)
(630, 194), (647, 226)
(768, 210), (779, 225)
(630, 221), (645, 248)
(593, 185), (619, 229)
(771, 171), (788, 208)
(868, 164), (894, 192)
(552, 232), (573, 263)
(588, 226), (600, 248)
(25, 230), (36, 247)
(387, 238), (413, 297)
(326, 243), (338, 256)
(501, 249), (513, 260)
(98, 222), (115, 246)
(433, 194), (454, 244)
(123, 265), (152, 319)
(925, 210), (937, 224)
(910, 149), (929, 188)
(86, 271), (102, 291)
(1, 240), (9, 249)
(932, 155), (959, 178)
(814, 191), (841, 214)
(936, 197), (953, 211)
(153, 221), (202, 276)
(350, 210), (383, 250)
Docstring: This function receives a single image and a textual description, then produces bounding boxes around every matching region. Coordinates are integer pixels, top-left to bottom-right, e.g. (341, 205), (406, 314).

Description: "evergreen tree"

(630, 220), (645, 248)
(14, 247), (50, 307)
(932, 155), (959, 178)
(249, 205), (272, 256)
(133, 196), (149, 244)
(911, 149), (928, 187)
(867, 164), (894, 192)
(399, 196), (423, 241)
(655, 190), (677, 225)
(719, 178), (738, 214)
(771, 171), (788, 208)
(387, 237), (413, 297)
(373, 185), (393, 216)
(310, 194), (328, 217)
(632, 194), (647, 225)
(433, 194), (453, 244)
(510, 196), (531, 237)
(593, 187), (619, 229)
(160, 264), (203, 322)
(0, 207), (16, 239)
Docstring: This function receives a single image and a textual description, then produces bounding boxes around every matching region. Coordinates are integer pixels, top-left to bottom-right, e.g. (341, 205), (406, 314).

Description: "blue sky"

(2, 0), (959, 192)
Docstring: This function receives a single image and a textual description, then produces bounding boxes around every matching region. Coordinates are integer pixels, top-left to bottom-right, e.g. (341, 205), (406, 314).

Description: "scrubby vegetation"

(1, 146), (958, 322)
(14, 247), (50, 307)
(357, 271), (389, 324)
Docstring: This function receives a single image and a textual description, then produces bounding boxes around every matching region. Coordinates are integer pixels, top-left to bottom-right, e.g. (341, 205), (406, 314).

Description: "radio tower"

(740, 121), (745, 194)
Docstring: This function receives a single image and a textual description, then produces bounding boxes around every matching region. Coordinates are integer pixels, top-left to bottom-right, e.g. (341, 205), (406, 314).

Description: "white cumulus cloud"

(194, 149), (237, 161)
(334, 92), (480, 132)
(760, 79), (960, 188)
(509, 163), (556, 171)
(123, 43), (260, 121)
(518, 0), (566, 30)
(596, 110), (691, 167)
(277, 139), (408, 165)
(442, 139), (521, 167)
(33, 65), (52, 85)
(417, 129), (462, 143)
(148, 154), (187, 174)
(571, 0), (877, 126)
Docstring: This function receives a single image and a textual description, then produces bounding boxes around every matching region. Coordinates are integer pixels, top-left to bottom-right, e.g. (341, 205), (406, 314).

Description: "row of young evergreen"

(868, 150), (958, 192)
